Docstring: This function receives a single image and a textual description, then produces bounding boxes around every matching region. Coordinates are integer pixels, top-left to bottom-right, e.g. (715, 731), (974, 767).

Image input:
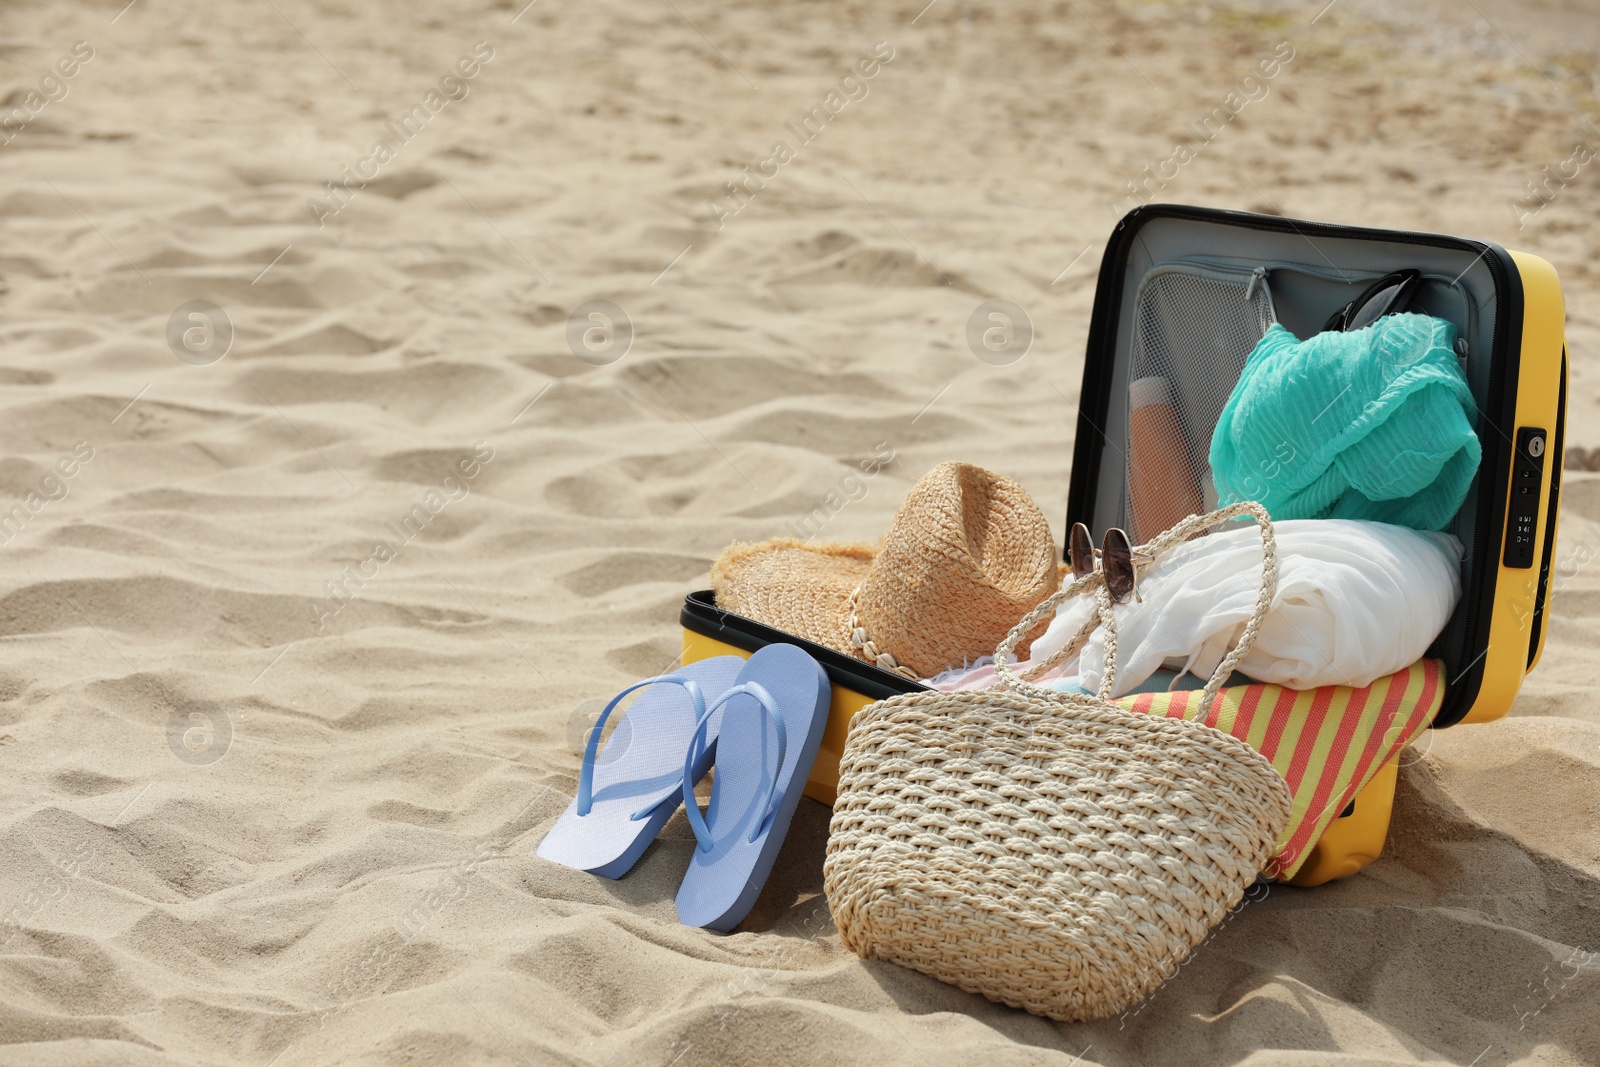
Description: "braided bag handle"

(993, 501), (1278, 721)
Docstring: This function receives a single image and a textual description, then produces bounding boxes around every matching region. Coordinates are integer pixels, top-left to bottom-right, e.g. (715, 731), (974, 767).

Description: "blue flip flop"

(538, 655), (745, 879)
(675, 644), (830, 931)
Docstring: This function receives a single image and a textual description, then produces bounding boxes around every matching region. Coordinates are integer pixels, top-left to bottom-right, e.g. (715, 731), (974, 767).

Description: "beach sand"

(1, 0), (1598, 1063)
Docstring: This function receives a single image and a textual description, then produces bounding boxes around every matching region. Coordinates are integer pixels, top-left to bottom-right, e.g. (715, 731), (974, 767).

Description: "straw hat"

(709, 462), (1060, 680)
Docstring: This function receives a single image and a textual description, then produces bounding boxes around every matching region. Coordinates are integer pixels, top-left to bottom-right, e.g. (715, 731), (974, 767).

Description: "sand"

(1, 0), (1598, 1063)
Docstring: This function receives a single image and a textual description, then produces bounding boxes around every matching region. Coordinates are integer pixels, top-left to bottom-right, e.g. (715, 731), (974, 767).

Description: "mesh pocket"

(1123, 265), (1275, 542)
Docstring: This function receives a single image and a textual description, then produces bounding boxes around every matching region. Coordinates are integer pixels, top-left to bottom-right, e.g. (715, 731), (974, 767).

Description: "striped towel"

(1114, 659), (1443, 879)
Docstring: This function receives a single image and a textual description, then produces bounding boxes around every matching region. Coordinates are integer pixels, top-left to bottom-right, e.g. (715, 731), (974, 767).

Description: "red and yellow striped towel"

(1114, 659), (1442, 879)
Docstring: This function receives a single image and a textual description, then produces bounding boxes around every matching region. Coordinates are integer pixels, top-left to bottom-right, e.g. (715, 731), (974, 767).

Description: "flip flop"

(675, 644), (830, 931)
(538, 655), (746, 879)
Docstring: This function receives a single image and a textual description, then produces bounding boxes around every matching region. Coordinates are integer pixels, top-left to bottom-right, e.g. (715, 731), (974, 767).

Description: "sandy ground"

(1, 0), (1598, 1064)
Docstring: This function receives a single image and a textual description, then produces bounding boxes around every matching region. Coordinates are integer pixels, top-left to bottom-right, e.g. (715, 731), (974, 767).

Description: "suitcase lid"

(1067, 203), (1528, 728)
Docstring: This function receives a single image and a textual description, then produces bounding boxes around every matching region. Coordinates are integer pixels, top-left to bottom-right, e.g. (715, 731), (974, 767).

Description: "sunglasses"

(1322, 268), (1423, 333)
(1068, 522), (1153, 604)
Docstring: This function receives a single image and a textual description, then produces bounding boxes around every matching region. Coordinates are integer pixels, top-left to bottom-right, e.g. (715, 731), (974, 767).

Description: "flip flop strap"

(681, 681), (788, 852)
(577, 673), (706, 817)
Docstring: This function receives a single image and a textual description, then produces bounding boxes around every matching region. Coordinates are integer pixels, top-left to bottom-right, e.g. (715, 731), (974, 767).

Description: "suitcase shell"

(681, 203), (1566, 886)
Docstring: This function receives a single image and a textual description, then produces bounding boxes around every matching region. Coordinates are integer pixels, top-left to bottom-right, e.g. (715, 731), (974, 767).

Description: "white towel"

(1029, 519), (1462, 696)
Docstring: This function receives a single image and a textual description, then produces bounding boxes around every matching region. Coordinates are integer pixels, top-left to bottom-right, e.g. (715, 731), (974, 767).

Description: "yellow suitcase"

(682, 204), (1566, 886)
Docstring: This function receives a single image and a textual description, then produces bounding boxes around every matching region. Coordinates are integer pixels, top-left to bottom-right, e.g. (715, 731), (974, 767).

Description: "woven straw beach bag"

(823, 502), (1295, 1022)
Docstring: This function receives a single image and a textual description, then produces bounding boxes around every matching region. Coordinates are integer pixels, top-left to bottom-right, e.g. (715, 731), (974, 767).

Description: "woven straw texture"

(823, 503), (1294, 1022)
(710, 462), (1058, 678)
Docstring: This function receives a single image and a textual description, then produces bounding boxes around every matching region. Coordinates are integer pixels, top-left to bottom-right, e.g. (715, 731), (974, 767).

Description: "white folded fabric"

(1029, 519), (1462, 696)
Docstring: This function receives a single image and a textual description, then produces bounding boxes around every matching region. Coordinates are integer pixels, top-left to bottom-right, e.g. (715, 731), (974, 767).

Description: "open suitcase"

(681, 203), (1567, 886)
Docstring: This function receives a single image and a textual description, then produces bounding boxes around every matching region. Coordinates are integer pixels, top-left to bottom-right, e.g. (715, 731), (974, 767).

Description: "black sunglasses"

(1068, 522), (1152, 604)
(1322, 268), (1423, 333)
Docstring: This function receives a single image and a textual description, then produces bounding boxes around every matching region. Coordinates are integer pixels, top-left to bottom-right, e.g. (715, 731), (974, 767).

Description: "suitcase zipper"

(1148, 257), (1281, 321)
(1244, 266), (1266, 302)
(1168, 256), (1476, 357)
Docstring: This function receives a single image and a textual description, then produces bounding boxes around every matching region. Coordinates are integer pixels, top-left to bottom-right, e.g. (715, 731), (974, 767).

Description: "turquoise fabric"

(1209, 313), (1481, 532)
